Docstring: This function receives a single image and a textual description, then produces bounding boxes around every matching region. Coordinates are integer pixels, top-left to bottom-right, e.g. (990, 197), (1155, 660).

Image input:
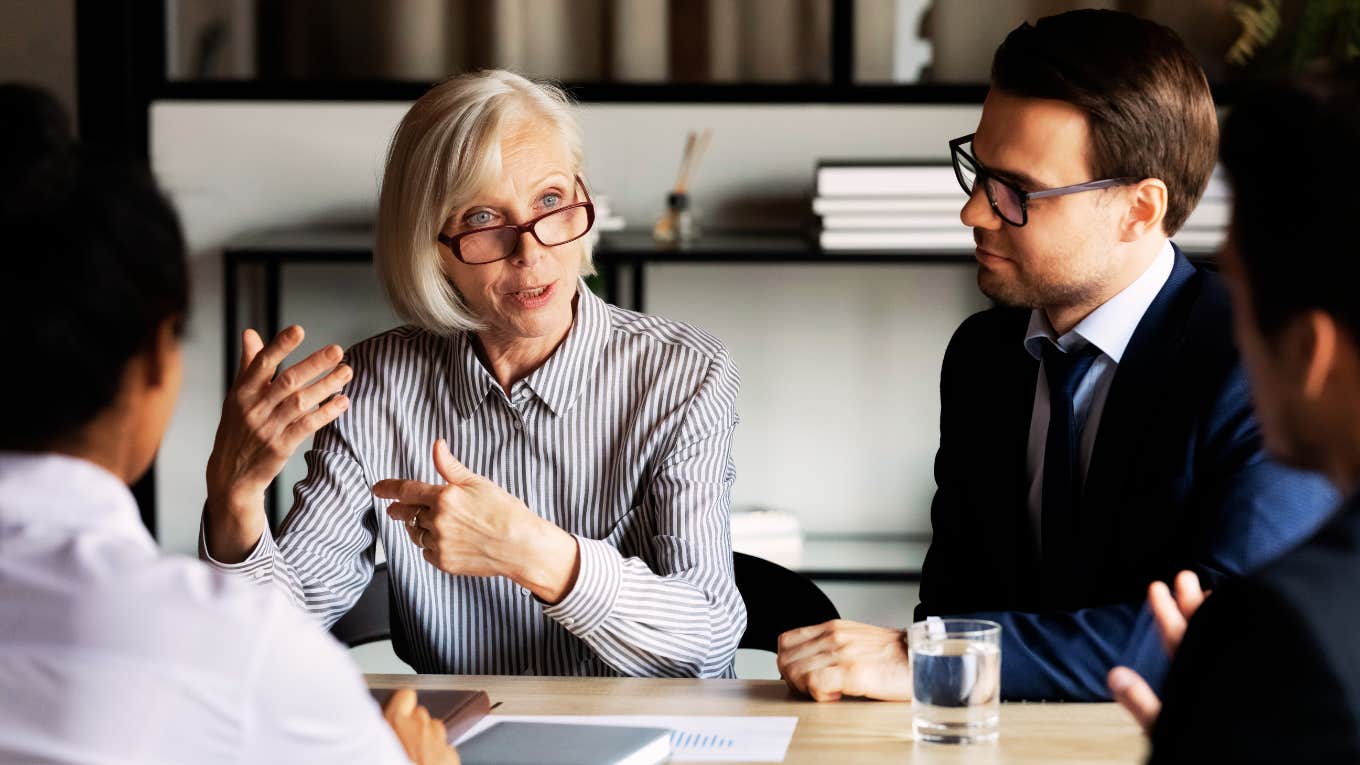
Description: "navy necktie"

(1039, 339), (1099, 605)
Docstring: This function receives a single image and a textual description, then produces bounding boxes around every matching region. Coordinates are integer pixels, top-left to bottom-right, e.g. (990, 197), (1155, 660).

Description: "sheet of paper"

(454, 714), (798, 762)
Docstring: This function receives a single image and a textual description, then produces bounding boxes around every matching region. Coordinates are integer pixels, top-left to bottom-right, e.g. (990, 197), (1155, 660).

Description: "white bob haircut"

(375, 69), (591, 335)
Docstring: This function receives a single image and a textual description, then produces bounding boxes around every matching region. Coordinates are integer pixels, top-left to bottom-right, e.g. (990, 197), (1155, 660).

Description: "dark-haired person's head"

(959, 9), (1218, 323)
(0, 84), (188, 485)
(1219, 64), (1360, 491)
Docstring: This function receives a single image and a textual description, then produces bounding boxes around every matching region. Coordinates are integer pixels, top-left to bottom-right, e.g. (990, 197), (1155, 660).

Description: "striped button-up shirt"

(203, 282), (746, 678)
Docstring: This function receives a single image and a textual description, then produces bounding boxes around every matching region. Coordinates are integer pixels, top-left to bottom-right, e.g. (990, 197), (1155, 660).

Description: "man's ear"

(1120, 178), (1169, 242)
(1297, 310), (1340, 400)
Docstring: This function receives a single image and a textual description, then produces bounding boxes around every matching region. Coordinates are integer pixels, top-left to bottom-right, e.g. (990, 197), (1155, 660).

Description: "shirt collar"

(0, 451), (153, 549)
(450, 278), (612, 419)
(450, 334), (500, 419)
(1024, 241), (1176, 363)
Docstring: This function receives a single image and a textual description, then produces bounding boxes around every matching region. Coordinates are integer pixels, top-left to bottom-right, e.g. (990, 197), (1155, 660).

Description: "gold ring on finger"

(418, 528), (427, 551)
(408, 507), (422, 529)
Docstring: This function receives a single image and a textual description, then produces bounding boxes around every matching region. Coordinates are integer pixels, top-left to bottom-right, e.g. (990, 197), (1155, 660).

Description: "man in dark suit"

(1108, 66), (1360, 762)
(777, 10), (1336, 702)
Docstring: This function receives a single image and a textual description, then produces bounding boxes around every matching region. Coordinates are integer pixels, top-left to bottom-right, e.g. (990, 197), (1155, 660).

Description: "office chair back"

(734, 551), (840, 653)
(329, 562), (414, 665)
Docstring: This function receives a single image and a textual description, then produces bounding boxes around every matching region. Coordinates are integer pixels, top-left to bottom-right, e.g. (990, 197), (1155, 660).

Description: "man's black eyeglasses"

(949, 133), (1138, 227)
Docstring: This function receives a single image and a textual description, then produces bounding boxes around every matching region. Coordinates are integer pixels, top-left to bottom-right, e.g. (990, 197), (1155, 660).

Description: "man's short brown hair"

(991, 9), (1218, 235)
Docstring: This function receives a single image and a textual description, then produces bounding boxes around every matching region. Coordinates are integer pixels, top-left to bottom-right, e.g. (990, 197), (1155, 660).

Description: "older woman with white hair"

(201, 70), (746, 678)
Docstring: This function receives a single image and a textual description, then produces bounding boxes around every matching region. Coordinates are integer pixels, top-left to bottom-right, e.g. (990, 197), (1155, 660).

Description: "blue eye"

(542, 193), (562, 208)
(466, 210), (494, 227)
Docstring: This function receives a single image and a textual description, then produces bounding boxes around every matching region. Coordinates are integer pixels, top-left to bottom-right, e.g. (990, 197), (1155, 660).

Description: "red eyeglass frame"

(436, 175), (596, 265)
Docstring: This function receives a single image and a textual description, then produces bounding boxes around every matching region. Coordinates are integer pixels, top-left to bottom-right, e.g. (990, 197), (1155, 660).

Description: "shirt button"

(563, 617), (575, 627)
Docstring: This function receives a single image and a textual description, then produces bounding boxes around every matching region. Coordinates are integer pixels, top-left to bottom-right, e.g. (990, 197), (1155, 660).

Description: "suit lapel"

(985, 311), (1043, 607)
(1079, 249), (1202, 580)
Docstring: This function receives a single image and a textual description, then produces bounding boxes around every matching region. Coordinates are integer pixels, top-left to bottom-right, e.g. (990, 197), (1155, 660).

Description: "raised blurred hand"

(1108, 571), (1211, 732)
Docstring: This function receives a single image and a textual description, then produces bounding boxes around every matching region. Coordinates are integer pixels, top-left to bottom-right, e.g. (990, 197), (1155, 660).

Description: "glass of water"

(908, 618), (1002, 744)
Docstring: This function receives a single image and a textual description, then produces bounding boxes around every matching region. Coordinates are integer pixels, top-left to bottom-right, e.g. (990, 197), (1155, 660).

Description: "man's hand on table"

(1108, 570), (1210, 732)
(776, 620), (913, 702)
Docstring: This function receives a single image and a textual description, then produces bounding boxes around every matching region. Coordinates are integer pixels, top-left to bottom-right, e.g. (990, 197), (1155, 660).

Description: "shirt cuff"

(542, 535), (623, 637)
(198, 510), (277, 583)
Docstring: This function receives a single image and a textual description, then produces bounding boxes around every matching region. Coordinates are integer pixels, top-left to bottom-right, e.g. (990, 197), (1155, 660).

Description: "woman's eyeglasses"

(437, 176), (595, 265)
(949, 133), (1138, 227)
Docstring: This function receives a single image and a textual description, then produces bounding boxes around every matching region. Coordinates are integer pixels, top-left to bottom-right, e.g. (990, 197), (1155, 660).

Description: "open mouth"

(506, 281), (556, 308)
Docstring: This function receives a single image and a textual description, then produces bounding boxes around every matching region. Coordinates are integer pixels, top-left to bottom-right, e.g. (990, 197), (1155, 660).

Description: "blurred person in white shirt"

(0, 83), (457, 765)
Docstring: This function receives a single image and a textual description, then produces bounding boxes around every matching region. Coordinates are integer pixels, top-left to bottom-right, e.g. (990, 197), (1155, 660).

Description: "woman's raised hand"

(204, 325), (352, 562)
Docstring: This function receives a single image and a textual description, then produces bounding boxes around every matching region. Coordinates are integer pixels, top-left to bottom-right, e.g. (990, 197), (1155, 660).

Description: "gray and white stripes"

(201, 282), (746, 678)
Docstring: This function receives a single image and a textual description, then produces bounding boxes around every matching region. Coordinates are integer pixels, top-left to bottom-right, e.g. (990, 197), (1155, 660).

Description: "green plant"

(1228, 0), (1360, 69)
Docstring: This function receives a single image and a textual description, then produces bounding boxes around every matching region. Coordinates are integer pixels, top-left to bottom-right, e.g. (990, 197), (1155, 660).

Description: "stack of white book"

(814, 161), (973, 252)
(1172, 170), (1232, 252)
(814, 161), (1233, 253)
(584, 191), (626, 250)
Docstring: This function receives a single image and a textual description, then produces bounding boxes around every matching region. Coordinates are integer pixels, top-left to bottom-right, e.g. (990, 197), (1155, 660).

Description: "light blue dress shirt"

(1023, 241), (1176, 552)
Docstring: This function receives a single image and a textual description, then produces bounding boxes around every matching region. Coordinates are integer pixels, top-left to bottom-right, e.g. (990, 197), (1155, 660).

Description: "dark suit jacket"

(916, 247), (1337, 700)
(1150, 492), (1360, 763)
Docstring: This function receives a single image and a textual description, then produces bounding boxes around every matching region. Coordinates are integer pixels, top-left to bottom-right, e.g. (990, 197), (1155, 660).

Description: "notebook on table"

(368, 688), (491, 743)
(457, 721), (673, 765)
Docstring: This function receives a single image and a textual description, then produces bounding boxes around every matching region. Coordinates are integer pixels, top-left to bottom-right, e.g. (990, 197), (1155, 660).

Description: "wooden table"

(367, 675), (1147, 764)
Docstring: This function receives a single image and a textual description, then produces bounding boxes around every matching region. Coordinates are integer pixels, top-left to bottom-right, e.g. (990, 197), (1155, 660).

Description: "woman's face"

(438, 120), (585, 345)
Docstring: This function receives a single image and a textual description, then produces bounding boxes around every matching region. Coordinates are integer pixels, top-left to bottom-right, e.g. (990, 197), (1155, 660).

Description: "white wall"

(151, 100), (989, 556)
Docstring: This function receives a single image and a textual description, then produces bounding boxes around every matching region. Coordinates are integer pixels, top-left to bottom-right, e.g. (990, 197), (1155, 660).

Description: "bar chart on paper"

(455, 715), (799, 762)
(673, 729), (735, 754)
